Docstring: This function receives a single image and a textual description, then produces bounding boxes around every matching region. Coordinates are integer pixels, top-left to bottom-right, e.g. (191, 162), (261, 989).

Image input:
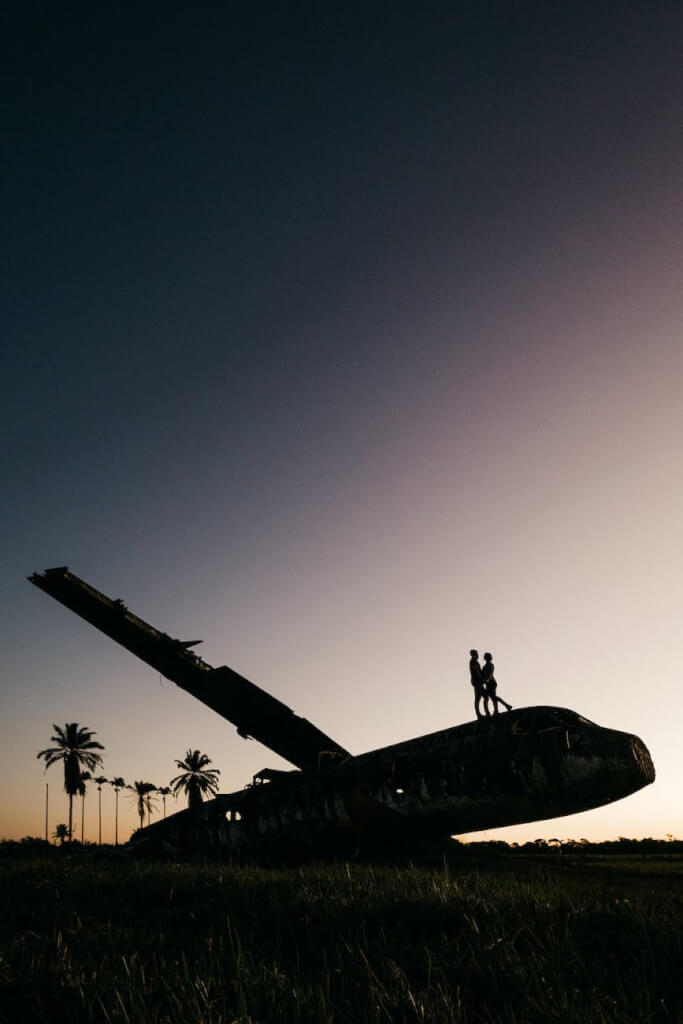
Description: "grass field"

(1, 848), (681, 1023)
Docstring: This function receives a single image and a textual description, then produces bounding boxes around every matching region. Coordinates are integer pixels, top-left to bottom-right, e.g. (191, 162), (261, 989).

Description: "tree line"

(37, 722), (220, 844)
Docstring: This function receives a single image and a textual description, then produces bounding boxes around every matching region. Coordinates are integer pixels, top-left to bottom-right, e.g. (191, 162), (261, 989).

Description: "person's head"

(483, 652), (492, 662)
(470, 649), (479, 658)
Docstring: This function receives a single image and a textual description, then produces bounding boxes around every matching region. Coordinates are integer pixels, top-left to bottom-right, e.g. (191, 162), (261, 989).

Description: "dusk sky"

(2, 2), (682, 844)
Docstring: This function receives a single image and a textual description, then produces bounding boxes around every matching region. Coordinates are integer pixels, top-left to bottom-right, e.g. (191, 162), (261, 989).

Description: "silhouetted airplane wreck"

(29, 567), (655, 858)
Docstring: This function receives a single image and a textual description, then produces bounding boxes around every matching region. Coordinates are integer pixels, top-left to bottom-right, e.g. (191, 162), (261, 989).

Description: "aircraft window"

(512, 709), (565, 732)
(536, 712), (563, 730)
(392, 759), (411, 788)
(566, 730), (586, 750)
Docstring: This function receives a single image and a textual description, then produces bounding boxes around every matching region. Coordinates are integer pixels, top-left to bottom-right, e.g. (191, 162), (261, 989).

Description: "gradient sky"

(2, 2), (682, 844)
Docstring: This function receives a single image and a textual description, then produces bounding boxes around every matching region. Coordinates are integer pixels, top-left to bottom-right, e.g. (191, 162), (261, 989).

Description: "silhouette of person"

(469, 649), (490, 719)
(482, 652), (512, 714)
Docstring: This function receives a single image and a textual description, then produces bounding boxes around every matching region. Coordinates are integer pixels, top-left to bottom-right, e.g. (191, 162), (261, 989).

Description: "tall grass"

(1, 854), (681, 1022)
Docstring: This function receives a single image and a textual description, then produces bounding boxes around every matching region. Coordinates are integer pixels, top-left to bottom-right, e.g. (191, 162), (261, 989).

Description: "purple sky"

(2, 2), (682, 843)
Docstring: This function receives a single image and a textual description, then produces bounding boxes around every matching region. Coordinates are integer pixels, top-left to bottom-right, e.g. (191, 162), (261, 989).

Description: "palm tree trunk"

(68, 794), (74, 844)
(115, 790), (119, 846)
(81, 794), (85, 844)
(45, 783), (49, 843)
(98, 788), (102, 845)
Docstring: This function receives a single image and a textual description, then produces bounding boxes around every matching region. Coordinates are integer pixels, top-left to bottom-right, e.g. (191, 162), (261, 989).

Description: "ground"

(1, 842), (682, 1023)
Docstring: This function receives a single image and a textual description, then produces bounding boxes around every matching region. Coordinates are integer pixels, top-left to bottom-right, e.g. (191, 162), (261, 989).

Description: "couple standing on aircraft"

(469, 649), (512, 719)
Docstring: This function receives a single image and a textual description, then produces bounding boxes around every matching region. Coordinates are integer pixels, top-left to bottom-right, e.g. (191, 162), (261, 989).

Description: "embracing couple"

(468, 649), (513, 719)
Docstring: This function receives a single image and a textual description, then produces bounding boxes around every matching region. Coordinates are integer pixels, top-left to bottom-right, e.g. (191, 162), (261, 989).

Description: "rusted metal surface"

(28, 567), (655, 859)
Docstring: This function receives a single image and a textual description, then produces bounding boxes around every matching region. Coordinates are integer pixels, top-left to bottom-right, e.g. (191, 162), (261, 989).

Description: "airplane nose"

(631, 734), (655, 784)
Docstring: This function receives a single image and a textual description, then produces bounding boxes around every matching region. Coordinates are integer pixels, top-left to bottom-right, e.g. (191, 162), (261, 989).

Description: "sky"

(2, 1), (681, 845)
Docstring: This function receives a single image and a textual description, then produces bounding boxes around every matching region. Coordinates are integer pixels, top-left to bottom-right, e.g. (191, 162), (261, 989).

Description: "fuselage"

(139, 706), (655, 858)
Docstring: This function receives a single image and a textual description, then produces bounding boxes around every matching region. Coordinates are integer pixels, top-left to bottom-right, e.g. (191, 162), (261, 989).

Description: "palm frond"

(169, 748), (220, 808)
(37, 722), (105, 793)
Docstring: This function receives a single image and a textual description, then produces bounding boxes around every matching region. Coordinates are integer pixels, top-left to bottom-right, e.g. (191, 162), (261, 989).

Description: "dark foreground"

(2, 848), (682, 1023)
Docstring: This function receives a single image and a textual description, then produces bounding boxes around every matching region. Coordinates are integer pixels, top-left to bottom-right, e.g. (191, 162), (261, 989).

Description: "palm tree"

(37, 723), (104, 843)
(157, 786), (173, 818)
(146, 785), (158, 826)
(170, 749), (220, 810)
(78, 771), (91, 843)
(53, 823), (71, 845)
(109, 777), (126, 845)
(94, 775), (108, 844)
(128, 781), (157, 831)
